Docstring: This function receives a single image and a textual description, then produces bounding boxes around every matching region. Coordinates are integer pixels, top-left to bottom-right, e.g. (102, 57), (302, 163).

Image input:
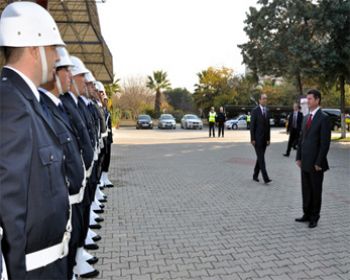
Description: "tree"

(118, 77), (155, 120)
(105, 77), (121, 98)
(146, 70), (171, 117)
(314, 0), (350, 138)
(239, 0), (320, 95)
(193, 67), (237, 116)
(163, 88), (195, 113)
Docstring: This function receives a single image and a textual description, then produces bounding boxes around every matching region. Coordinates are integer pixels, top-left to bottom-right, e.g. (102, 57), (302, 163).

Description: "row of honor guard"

(0, 2), (114, 279)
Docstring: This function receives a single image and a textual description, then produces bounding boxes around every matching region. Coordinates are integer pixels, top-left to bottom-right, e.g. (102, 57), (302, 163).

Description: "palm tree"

(146, 70), (171, 116)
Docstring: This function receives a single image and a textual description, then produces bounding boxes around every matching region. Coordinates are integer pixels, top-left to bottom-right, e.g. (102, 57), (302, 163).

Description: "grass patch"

(332, 136), (350, 142)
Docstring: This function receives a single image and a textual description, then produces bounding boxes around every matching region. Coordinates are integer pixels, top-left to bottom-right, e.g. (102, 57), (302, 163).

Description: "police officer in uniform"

(38, 47), (89, 279)
(60, 56), (100, 278)
(208, 107), (217, 137)
(95, 82), (114, 188)
(0, 2), (71, 279)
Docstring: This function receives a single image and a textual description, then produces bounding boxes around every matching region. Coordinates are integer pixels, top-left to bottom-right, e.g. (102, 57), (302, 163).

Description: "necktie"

(306, 114), (313, 130)
(293, 113), (297, 128)
(262, 107), (266, 118)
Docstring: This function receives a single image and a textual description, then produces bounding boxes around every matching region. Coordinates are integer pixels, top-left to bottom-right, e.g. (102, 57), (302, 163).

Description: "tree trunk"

(339, 75), (346, 139)
(154, 90), (161, 117)
(296, 71), (303, 96)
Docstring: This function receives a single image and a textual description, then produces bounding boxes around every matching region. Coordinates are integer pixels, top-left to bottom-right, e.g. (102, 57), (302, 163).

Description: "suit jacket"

(0, 68), (70, 279)
(250, 106), (271, 146)
(60, 93), (94, 170)
(40, 91), (85, 195)
(287, 111), (303, 133)
(296, 109), (331, 172)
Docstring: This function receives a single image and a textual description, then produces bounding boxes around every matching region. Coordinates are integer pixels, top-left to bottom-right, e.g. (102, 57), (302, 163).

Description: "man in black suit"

(284, 103), (303, 157)
(250, 93), (272, 184)
(296, 89), (331, 228)
(0, 2), (70, 279)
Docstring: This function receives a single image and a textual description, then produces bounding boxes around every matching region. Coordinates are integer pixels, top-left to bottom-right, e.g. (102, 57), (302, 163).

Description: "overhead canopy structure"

(0, 0), (114, 83)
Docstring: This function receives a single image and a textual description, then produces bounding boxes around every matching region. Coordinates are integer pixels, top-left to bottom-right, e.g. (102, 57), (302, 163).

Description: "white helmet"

(55, 47), (73, 68)
(85, 71), (96, 83)
(95, 81), (105, 93)
(0, 1), (65, 47)
(70, 56), (89, 77)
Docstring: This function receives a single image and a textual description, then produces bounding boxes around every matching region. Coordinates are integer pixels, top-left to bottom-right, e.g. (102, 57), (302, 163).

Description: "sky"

(97, 0), (258, 91)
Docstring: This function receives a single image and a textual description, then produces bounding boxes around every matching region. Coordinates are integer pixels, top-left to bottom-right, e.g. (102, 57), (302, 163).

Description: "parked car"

(225, 115), (247, 130)
(322, 108), (341, 130)
(136, 114), (153, 129)
(181, 114), (203, 129)
(158, 114), (176, 129)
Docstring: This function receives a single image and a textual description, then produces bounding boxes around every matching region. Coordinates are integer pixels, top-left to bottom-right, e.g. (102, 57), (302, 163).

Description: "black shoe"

(92, 235), (102, 242)
(95, 217), (104, 223)
(253, 177), (259, 182)
(98, 199), (107, 203)
(106, 184), (114, 188)
(80, 269), (99, 278)
(84, 244), (99, 250)
(87, 256), (99, 265)
(264, 179), (272, 184)
(283, 153), (289, 157)
(295, 216), (309, 223)
(93, 209), (104, 214)
(309, 221), (318, 228)
(89, 224), (101, 230)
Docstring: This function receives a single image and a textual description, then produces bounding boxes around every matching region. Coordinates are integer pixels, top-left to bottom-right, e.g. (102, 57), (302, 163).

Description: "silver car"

(181, 114), (203, 129)
(158, 114), (176, 129)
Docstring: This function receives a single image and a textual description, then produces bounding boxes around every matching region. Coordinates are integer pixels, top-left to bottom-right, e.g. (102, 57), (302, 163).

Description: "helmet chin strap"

(55, 74), (64, 95)
(39, 46), (48, 84)
(72, 79), (80, 96)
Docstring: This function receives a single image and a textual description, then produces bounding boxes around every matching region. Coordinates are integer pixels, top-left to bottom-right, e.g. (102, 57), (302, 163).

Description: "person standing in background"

(208, 107), (217, 137)
(216, 106), (226, 138)
(284, 103), (303, 157)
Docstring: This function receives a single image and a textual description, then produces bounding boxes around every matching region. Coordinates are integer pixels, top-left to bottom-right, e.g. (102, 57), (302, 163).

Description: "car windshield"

(138, 115), (151, 120)
(186, 115), (198, 119)
(161, 115), (173, 120)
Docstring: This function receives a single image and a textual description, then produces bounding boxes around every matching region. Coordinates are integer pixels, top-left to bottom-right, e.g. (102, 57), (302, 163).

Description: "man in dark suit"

(250, 93), (272, 184)
(296, 89), (331, 228)
(0, 2), (70, 279)
(284, 103), (303, 157)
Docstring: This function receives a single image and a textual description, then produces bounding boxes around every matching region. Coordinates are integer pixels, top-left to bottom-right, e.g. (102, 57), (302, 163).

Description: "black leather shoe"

(253, 177), (259, 182)
(264, 179), (272, 184)
(92, 235), (102, 242)
(93, 209), (104, 214)
(89, 224), (101, 230)
(106, 184), (114, 188)
(283, 153), (289, 157)
(80, 269), (99, 278)
(98, 199), (107, 203)
(295, 216), (309, 222)
(95, 217), (104, 223)
(87, 256), (99, 265)
(309, 221), (318, 228)
(84, 244), (99, 250)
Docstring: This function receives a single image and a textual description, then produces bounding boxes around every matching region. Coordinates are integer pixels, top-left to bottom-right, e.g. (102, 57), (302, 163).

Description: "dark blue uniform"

(40, 90), (86, 278)
(0, 68), (70, 279)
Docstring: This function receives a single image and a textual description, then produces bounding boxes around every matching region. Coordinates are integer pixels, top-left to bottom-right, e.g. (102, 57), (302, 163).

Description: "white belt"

(107, 128), (111, 133)
(1, 227), (8, 280)
(86, 163), (93, 178)
(25, 206), (72, 271)
(69, 165), (87, 205)
(101, 132), (108, 138)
